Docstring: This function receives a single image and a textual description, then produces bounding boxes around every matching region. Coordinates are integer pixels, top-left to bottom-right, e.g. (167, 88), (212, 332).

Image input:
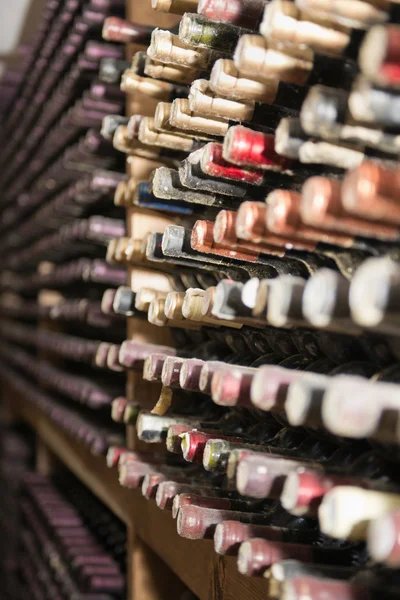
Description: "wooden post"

(36, 437), (58, 476)
(128, 527), (187, 600)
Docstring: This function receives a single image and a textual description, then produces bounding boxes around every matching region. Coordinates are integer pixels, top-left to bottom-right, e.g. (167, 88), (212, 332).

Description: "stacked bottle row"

(94, 0), (400, 598)
(0, 0), (130, 458)
(20, 471), (126, 599)
(0, 423), (34, 600)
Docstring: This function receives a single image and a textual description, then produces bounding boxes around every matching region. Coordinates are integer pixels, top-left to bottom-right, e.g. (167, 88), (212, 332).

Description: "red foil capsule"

(235, 201), (315, 251)
(381, 62), (400, 84)
(250, 365), (300, 412)
(181, 430), (222, 463)
(215, 521), (286, 556)
(199, 361), (231, 394)
(281, 469), (367, 517)
(106, 446), (126, 468)
(201, 142), (264, 185)
(237, 538), (314, 576)
(172, 493), (234, 518)
(166, 424), (194, 453)
(384, 26), (400, 63)
(211, 369), (254, 407)
(119, 461), (159, 489)
(214, 519), (317, 556)
(177, 504), (267, 539)
(143, 353), (169, 382)
(155, 481), (197, 510)
(172, 493), (257, 518)
(141, 473), (167, 500)
(223, 125), (292, 171)
(179, 358), (206, 391)
(284, 470), (331, 512)
(236, 452), (312, 499)
(161, 356), (185, 387)
(363, 25), (400, 86)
